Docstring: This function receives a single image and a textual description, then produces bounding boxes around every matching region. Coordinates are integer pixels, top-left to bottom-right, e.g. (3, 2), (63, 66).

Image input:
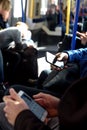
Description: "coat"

(67, 48), (87, 77)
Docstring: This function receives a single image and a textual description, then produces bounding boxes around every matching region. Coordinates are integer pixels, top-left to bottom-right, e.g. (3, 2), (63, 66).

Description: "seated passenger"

(1, 34), (87, 128)
(1, 23), (38, 86)
(0, 26), (25, 95)
(0, 22), (36, 86)
(28, 31), (87, 97)
(15, 21), (36, 49)
(1, 75), (87, 130)
(0, 0), (11, 89)
(0, 26), (24, 49)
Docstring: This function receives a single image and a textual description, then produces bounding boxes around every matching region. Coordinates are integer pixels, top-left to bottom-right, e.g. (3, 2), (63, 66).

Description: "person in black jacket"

(0, 0), (11, 86)
(0, 76), (87, 130)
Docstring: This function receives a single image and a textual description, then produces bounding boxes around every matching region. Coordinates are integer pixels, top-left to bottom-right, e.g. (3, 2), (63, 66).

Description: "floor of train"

(37, 45), (58, 76)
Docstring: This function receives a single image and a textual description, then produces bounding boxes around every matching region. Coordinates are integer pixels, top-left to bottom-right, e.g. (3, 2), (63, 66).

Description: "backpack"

(2, 45), (38, 85)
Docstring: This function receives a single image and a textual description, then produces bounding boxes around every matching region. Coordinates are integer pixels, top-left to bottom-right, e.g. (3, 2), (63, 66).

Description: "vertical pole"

(59, 0), (62, 26)
(21, 0), (26, 22)
(66, 0), (70, 34)
(25, 0), (27, 22)
(28, 0), (34, 19)
(71, 0), (80, 50)
(82, 0), (85, 23)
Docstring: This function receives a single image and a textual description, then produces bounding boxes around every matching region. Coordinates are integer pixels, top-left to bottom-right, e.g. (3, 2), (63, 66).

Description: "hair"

(15, 21), (29, 30)
(0, 0), (11, 11)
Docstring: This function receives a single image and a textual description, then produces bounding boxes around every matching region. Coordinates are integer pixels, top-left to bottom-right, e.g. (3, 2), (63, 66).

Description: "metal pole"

(71, 0), (80, 50)
(21, 0), (26, 22)
(59, 0), (62, 26)
(66, 0), (71, 34)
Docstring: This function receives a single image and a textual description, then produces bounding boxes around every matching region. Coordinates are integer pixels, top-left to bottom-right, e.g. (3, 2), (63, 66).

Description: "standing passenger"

(0, 0), (11, 91)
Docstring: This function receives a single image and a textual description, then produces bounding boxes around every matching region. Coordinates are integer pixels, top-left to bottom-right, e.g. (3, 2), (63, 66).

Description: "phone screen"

(18, 90), (48, 122)
(46, 52), (64, 68)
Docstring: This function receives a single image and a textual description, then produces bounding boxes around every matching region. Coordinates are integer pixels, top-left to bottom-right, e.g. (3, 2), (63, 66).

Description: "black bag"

(2, 46), (38, 85)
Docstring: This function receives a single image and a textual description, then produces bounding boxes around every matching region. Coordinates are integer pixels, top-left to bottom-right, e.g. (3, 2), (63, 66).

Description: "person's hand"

(77, 31), (87, 45)
(33, 92), (60, 117)
(50, 52), (69, 71)
(3, 88), (29, 126)
(55, 52), (68, 62)
(50, 64), (64, 71)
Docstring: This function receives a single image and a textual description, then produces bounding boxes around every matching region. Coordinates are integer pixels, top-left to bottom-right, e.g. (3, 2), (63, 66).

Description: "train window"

(13, 0), (26, 18)
(40, 0), (58, 15)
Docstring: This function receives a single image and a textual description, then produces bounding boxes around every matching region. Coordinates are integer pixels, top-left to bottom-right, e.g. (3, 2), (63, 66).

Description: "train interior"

(1, 0), (87, 86)
(0, 1), (87, 129)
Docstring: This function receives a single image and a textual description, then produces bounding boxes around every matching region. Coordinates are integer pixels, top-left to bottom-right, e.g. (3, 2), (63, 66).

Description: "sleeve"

(58, 77), (87, 130)
(14, 110), (51, 130)
(66, 48), (87, 62)
(9, 27), (22, 44)
(13, 29), (22, 44)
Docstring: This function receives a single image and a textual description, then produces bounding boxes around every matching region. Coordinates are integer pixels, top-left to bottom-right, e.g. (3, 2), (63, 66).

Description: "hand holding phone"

(18, 90), (48, 122)
(45, 52), (64, 68)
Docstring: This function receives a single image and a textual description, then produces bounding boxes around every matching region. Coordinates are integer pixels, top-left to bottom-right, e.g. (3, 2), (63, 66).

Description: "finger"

(34, 98), (44, 105)
(3, 94), (11, 100)
(76, 31), (84, 37)
(4, 97), (15, 105)
(56, 66), (62, 70)
(56, 54), (64, 61)
(34, 98), (47, 108)
(4, 113), (8, 119)
(3, 95), (12, 102)
(9, 88), (22, 101)
(33, 92), (46, 99)
(4, 112), (11, 125)
(85, 32), (87, 36)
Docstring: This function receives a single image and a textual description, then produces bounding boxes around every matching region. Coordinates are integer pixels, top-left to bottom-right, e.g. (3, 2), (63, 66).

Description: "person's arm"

(50, 47), (87, 71)
(12, 28), (23, 50)
(55, 48), (87, 63)
(33, 92), (60, 117)
(58, 77), (87, 130)
(3, 88), (60, 130)
(14, 110), (51, 130)
(66, 48), (87, 62)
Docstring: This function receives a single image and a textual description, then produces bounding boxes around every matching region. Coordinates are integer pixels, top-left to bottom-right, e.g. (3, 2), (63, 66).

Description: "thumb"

(9, 88), (21, 101)
(56, 53), (64, 61)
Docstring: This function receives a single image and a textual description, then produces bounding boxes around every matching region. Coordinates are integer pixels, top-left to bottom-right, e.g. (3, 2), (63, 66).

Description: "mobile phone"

(45, 51), (64, 68)
(18, 90), (48, 122)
